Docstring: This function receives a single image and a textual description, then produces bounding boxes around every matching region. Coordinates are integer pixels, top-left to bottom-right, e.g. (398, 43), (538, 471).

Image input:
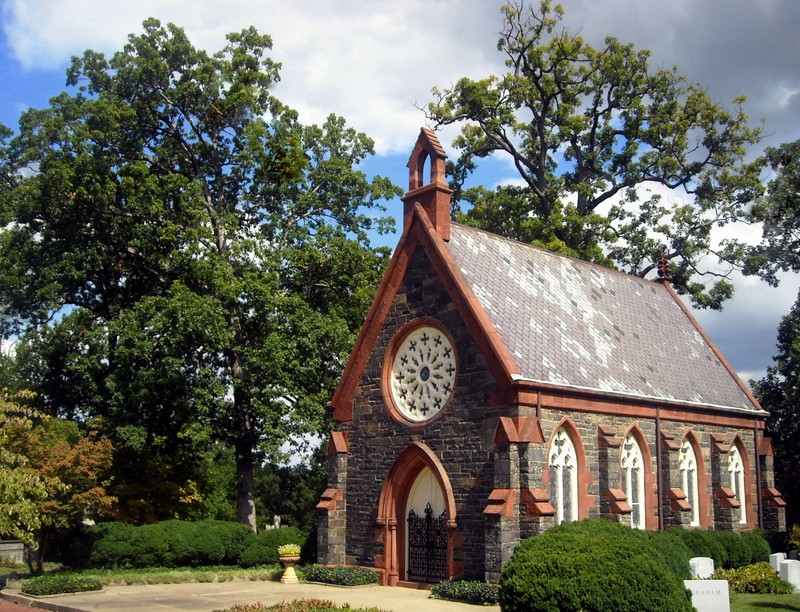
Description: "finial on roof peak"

(402, 128), (453, 240)
(657, 252), (672, 283)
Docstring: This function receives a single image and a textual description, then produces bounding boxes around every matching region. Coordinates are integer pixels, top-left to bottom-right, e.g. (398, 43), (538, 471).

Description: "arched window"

(728, 445), (747, 525)
(621, 434), (645, 529)
(679, 439), (700, 527)
(549, 427), (578, 525)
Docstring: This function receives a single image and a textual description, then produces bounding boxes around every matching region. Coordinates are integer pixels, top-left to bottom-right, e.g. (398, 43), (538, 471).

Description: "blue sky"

(2, 0), (799, 383)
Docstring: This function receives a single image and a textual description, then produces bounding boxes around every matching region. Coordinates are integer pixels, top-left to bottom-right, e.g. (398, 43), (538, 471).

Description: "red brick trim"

(660, 429), (680, 451)
(484, 489), (517, 517)
(716, 487), (741, 509)
(731, 434), (756, 529)
(605, 488), (632, 514)
(667, 488), (693, 512)
(327, 431), (348, 454)
(598, 424), (621, 448)
(710, 433), (731, 453)
(316, 488), (342, 513)
(758, 437), (775, 457)
(521, 489), (556, 516)
(762, 487), (786, 507)
(493, 416), (545, 444)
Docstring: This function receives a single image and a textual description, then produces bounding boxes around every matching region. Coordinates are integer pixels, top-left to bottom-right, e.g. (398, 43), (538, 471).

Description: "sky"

(1, 0), (799, 385)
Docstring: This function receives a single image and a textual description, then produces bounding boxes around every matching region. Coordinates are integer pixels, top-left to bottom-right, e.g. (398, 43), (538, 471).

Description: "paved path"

(0, 580), (500, 612)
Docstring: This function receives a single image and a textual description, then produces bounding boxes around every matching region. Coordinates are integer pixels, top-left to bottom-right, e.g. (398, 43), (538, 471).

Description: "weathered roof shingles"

(447, 223), (759, 412)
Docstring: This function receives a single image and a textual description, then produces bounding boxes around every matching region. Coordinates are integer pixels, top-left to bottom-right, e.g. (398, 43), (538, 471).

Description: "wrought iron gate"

(407, 502), (448, 583)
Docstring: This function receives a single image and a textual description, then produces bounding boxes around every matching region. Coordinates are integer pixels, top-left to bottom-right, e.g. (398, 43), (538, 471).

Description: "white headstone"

(770, 552), (787, 571)
(684, 580), (730, 612)
(689, 556), (715, 579)
(780, 559), (800, 589)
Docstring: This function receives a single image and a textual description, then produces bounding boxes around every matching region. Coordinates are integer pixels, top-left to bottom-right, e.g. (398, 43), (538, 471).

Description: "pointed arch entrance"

(377, 442), (458, 586)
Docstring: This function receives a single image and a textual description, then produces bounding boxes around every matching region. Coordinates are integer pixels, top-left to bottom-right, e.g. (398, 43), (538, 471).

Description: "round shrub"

(741, 529), (774, 564)
(713, 562), (795, 594)
(500, 520), (693, 612)
(239, 526), (307, 567)
(667, 528), (726, 569)
(713, 530), (751, 569)
(643, 531), (692, 580)
(87, 522), (138, 568)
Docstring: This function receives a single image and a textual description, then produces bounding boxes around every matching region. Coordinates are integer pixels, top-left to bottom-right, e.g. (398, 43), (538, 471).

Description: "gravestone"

(770, 552), (787, 571)
(689, 557), (715, 579)
(684, 580), (730, 612)
(780, 559), (800, 590)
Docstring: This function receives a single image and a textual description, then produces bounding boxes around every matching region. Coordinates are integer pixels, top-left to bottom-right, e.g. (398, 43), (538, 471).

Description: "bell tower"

(401, 128), (453, 240)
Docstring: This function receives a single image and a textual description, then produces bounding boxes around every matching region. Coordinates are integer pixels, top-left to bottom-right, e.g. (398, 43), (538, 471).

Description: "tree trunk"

(235, 437), (257, 532)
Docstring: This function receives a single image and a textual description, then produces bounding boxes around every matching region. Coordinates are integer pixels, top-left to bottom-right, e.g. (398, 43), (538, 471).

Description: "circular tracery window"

(387, 323), (457, 422)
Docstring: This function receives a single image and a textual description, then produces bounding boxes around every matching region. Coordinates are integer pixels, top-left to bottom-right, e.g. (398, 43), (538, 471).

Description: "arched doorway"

(405, 468), (448, 583)
(377, 442), (457, 585)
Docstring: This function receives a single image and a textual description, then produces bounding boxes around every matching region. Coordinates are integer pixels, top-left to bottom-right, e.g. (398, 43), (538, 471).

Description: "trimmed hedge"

(21, 574), (103, 596)
(431, 580), (500, 605)
(86, 520), (256, 569)
(238, 526), (308, 568)
(500, 519), (693, 612)
(303, 565), (380, 586)
(713, 562), (795, 594)
(666, 528), (772, 570)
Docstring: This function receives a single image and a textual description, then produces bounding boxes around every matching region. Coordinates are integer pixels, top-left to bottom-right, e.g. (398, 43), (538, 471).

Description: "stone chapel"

(316, 128), (786, 585)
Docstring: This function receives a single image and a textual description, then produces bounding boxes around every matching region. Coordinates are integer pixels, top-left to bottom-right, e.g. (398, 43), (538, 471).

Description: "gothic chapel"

(316, 128), (785, 585)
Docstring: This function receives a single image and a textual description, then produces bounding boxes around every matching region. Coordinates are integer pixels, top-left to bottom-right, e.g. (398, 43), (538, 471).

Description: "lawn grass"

(1, 563), (284, 586)
(731, 592), (800, 611)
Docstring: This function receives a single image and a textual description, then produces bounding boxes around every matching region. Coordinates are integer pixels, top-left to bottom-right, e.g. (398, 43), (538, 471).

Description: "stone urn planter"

(278, 544), (301, 584)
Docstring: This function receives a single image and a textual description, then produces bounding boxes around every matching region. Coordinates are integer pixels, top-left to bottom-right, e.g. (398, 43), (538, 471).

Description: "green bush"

(713, 562), (795, 594)
(86, 520), (256, 569)
(644, 531), (692, 580)
(740, 530), (771, 565)
(238, 526), (307, 567)
(21, 574), (103, 596)
(303, 565), (379, 586)
(500, 519), (693, 612)
(431, 580), (500, 605)
(667, 528), (726, 569)
(714, 530), (751, 569)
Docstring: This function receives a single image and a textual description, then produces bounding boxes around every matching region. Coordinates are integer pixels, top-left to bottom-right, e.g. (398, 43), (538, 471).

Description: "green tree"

(0, 19), (399, 530)
(753, 291), (800, 528)
(744, 140), (800, 284)
(0, 390), (47, 550)
(426, 0), (763, 309)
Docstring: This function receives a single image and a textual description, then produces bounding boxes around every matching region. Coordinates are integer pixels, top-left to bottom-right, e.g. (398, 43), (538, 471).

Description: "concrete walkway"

(0, 579), (500, 612)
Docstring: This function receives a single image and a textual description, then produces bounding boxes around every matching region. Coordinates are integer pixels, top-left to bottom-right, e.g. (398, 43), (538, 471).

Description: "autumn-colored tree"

(3, 403), (115, 573)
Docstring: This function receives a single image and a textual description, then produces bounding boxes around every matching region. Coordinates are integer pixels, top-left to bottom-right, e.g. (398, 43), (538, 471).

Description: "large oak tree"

(0, 20), (399, 529)
(426, 0), (763, 309)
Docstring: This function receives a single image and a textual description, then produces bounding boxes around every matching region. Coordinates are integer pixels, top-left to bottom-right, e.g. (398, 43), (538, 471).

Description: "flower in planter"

(277, 543), (301, 556)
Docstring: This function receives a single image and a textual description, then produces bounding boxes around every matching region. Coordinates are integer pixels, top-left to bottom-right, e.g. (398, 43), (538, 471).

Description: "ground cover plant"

(216, 601), (389, 612)
(302, 565), (379, 586)
(713, 561), (795, 594)
(500, 519), (693, 612)
(21, 574), (102, 596)
(431, 579), (500, 605)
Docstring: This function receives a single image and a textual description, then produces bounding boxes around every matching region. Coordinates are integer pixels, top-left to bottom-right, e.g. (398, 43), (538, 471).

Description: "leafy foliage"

(753, 289), (800, 528)
(238, 526), (308, 568)
(302, 565), (380, 587)
(431, 579), (500, 605)
(21, 573), (103, 596)
(0, 18), (399, 529)
(426, 0), (763, 309)
(84, 520), (255, 569)
(713, 562), (795, 594)
(0, 390), (47, 547)
(745, 140), (800, 284)
(499, 519), (693, 612)
(218, 601), (388, 612)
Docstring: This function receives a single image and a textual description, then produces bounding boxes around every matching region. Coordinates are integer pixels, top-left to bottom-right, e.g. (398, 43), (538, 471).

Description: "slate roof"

(447, 223), (761, 413)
